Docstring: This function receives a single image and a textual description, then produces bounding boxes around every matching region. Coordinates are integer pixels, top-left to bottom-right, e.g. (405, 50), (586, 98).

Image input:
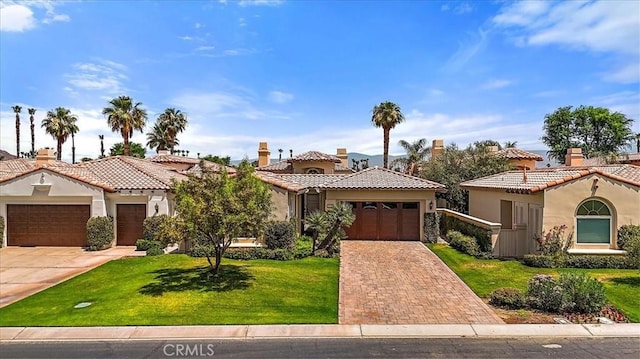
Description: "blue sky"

(1, 0), (638, 162)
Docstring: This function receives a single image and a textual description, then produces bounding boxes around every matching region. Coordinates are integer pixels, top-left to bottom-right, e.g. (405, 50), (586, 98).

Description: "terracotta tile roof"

(147, 153), (201, 164)
(461, 164), (640, 193)
(496, 148), (543, 161)
(583, 153), (640, 166)
(322, 166), (446, 190)
(0, 159), (72, 182)
(184, 161), (237, 176)
(257, 159), (354, 173)
(76, 156), (186, 190)
(148, 154), (237, 174)
(257, 166), (445, 192)
(289, 151), (342, 163)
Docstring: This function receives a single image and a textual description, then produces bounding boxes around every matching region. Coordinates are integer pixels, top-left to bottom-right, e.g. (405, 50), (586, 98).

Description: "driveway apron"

(339, 241), (504, 324)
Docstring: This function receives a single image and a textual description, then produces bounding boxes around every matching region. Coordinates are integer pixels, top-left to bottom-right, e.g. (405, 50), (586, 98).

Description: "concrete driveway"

(0, 246), (144, 308)
(339, 241), (504, 324)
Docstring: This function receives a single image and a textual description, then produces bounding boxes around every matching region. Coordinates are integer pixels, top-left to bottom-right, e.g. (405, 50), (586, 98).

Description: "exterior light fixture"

(429, 200), (434, 211)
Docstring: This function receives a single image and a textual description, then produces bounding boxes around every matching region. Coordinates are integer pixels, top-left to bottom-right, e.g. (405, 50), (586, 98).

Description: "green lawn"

(428, 244), (640, 322)
(0, 254), (339, 326)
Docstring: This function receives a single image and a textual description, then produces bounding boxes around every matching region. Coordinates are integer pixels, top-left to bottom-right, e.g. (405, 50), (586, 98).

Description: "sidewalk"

(1, 324), (639, 341)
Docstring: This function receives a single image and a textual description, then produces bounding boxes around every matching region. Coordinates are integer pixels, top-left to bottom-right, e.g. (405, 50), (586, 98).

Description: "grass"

(0, 254), (339, 326)
(428, 243), (640, 322)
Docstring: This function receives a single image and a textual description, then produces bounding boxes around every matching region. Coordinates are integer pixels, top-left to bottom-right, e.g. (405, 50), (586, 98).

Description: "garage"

(116, 204), (146, 246)
(345, 202), (420, 240)
(7, 204), (90, 246)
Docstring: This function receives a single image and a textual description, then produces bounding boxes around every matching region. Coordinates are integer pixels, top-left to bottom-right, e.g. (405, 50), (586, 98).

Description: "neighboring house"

(147, 150), (237, 175)
(255, 142), (446, 241)
(583, 153), (640, 166)
(0, 148), (186, 247)
(461, 148), (640, 257)
(493, 147), (543, 170)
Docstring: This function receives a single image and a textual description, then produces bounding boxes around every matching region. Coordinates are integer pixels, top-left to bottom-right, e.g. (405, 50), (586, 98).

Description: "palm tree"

(278, 148), (283, 161)
(12, 105), (22, 158)
(41, 107), (79, 161)
(304, 210), (327, 254)
(99, 134), (105, 158)
(146, 121), (172, 153)
(371, 101), (405, 168)
(70, 123), (79, 164)
(504, 141), (518, 148)
(157, 108), (187, 152)
(391, 138), (430, 176)
(28, 108), (36, 156)
(103, 96), (147, 156)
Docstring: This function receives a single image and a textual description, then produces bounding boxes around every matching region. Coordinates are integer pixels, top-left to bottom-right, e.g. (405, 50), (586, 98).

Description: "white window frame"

(575, 199), (612, 245)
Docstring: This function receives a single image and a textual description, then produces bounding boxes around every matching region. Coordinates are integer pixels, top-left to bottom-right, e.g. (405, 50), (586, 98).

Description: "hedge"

(439, 213), (491, 252)
(423, 212), (439, 243)
(523, 254), (633, 269)
(142, 215), (169, 242)
(446, 230), (480, 257)
(86, 216), (114, 251)
(617, 224), (640, 250)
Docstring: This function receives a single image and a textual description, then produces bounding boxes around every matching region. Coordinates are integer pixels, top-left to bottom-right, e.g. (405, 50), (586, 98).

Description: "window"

(576, 199), (612, 244)
(305, 168), (322, 174)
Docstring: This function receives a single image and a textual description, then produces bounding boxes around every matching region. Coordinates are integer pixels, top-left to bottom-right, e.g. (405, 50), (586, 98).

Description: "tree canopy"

(391, 138), (430, 176)
(41, 107), (79, 161)
(541, 106), (634, 164)
(103, 96), (147, 157)
(110, 142), (146, 158)
(202, 154), (232, 166)
(371, 101), (405, 168)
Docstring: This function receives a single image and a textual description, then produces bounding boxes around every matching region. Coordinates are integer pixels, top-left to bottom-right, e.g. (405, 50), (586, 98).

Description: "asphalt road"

(1, 338), (639, 359)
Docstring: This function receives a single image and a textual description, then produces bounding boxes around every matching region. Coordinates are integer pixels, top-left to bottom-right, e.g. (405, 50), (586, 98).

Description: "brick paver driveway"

(0, 247), (143, 308)
(339, 241), (504, 324)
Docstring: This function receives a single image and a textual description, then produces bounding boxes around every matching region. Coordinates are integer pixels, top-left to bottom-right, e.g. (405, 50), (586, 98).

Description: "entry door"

(116, 204), (146, 246)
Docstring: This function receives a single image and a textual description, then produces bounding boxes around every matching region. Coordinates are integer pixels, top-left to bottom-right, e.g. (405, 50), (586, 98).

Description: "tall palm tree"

(28, 108), (36, 156)
(157, 108), (187, 152)
(146, 121), (173, 153)
(41, 107), (79, 161)
(391, 138), (430, 176)
(12, 105), (22, 158)
(103, 96), (147, 156)
(371, 101), (405, 168)
(99, 134), (105, 158)
(70, 123), (79, 164)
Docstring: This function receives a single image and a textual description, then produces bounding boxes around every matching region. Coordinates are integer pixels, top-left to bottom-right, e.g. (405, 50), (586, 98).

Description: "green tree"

(146, 121), (172, 153)
(304, 210), (328, 254)
(28, 108), (36, 156)
(110, 142), (146, 158)
(504, 141), (517, 148)
(391, 138), (430, 176)
(474, 139), (502, 150)
(541, 106), (634, 164)
(12, 105), (22, 158)
(313, 202), (355, 255)
(202, 154), (231, 166)
(172, 159), (272, 274)
(421, 143), (510, 212)
(103, 96), (147, 156)
(371, 101), (405, 168)
(41, 107), (79, 161)
(157, 108), (187, 152)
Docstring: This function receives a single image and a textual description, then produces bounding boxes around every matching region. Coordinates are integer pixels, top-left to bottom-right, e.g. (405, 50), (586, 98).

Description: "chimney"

(487, 145), (499, 153)
(565, 148), (584, 166)
(35, 148), (56, 166)
(431, 139), (444, 158)
(336, 148), (348, 168)
(258, 142), (270, 167)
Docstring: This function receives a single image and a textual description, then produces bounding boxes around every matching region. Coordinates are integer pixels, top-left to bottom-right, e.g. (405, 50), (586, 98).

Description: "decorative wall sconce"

(429, 200), (434, 211)
(154, 203), (159, 215)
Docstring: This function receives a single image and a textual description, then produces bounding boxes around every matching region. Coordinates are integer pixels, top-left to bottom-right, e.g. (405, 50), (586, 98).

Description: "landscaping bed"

(0, 254), (339, 326)
(428, 243), (640, 323)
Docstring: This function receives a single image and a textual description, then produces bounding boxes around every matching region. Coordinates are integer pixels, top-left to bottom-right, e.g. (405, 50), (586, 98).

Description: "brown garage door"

(7, 204), (90, 246)
(116, 204), (146, 246)
(344, 202), (420, 241)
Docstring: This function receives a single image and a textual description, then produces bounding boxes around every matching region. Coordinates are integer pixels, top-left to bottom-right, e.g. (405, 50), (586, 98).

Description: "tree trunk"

(15, 114), (20, 158)
(56, 139), (63, 160)
(311, 231), (318, 255)
(214, 250), (222, 275)
(71, 133), (76, 164)
(30, 119), (35, 154)
(123, 134), (131, 156)
(383, 127), (390, 168)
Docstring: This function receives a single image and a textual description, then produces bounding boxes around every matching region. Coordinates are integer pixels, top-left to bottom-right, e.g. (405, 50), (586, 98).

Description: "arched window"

(576, 199), (612, 244)
(305, 168), (321, 174)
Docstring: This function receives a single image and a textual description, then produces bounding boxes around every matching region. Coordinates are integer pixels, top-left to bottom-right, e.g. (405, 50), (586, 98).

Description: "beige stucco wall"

(468, 189), (544, 224)
(292, 161), (335, 174)
(543, 173), (640, 249)
(325, 189), (437, 240)
(269, 186), (289, 221)
(508, 159), (537, 170)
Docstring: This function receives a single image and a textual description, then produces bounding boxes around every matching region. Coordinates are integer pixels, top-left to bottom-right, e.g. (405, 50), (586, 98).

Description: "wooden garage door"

(7, 204), (90, 246)
(116, 204), (146, 246)
(345, 202), (420, 241)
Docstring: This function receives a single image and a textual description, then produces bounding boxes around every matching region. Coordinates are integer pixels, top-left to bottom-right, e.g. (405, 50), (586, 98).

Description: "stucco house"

(255, 142), (446, 241)
(0, 148), (186, 247)
(461, 148), (640, 257)
(147, 150), (237, 175)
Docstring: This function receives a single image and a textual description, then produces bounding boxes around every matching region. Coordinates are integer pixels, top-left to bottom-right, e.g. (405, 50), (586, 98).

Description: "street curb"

(1, 324), (639, 341)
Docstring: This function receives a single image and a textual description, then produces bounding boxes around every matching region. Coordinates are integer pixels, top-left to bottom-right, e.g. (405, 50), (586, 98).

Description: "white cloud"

(481, 79), (513, 90)
(493, 0), (640, 83)
(196, 45), (216, 51)
(444, 29), (489, 71)
(238, 0), (284, 7)
(268, 90), (294, 104)
(0, 4), (36, 32)
(65, 59), (129, 94)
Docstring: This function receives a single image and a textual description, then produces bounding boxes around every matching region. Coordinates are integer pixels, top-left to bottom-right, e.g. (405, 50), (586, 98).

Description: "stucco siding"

(468, 189), (544, 224)
(292, 161), (336, 174)
(543, 173), (640, 249)
(269, 186), (289, 221)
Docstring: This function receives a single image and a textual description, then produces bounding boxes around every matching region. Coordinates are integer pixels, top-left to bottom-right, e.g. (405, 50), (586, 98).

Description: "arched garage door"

(344, 202), (420, 240)
(7, 204), (90, 246)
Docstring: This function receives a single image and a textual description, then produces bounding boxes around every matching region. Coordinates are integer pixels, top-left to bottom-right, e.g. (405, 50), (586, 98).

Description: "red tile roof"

(496, 148), (543, 161)
(289, 151), (342, 163)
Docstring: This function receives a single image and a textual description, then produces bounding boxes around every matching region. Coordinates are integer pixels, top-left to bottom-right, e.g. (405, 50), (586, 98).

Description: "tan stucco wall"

(269, 186), (289, 221)
(325, 189), (437, 240)
(468, 189), (544, 224)
(292, 161), (336, 174)
(543, 174), (640, 249)
(508, 159), (537, 170)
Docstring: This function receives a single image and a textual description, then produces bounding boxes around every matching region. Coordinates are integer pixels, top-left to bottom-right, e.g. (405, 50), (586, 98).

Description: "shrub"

(524, 254), (633, 269)
(143, 215), (169, 241)
(294, 236), (313, 259)
(222, 247), (294, 261)
(523, 255), (566, 268)
(559, 272), (606, 313)
(617, 224), (640, 250)
(86, 216), (114, 251)
(423, 212), (440, 243)
(489, 287), (526, 309)
(447, 230), (480, 256)
(136, 239), (160, 251)
(440, 214), (491, 252)
(0, 215), (4, 248)
(146, 245), (164, 256)
(526, 274), (565, 312)
(535, 225), (572, 256)
(265, 221), (296, 250)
